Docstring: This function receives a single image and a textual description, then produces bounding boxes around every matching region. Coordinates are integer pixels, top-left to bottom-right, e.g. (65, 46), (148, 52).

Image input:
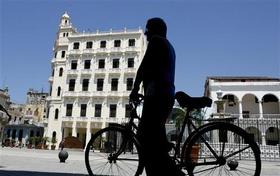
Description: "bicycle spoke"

(183, 123), (261, 176)
(224, 145), (251, 159)
(85, 127), (140, 176)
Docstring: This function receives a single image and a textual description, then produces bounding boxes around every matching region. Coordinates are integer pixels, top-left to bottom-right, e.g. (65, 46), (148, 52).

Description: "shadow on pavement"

(0, 170), (88, 176)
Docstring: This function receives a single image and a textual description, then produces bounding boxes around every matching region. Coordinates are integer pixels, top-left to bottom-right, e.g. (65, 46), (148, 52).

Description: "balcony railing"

(77, 91), (91, 97)
(231, 114), (280, 119)
(68, 50), (81, 55)
(95, 48), (108, 54)
(48, 76), (54, 82)
(80, 69), (92, 75)
(124, 47), (139, 53)
(63, 91), (77, 97)
(76, 116), (88, 122)
(82, 49), (94, 55)
(67, 70), (79, 75)
(62, 116), (74, 121)
(90, 117), (103, 122)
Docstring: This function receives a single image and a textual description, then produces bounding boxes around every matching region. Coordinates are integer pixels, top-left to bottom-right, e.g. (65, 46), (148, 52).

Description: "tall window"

(112, 59), (119, 68)
(125, 104), (132, 118)
(95, 104), (102, 117)
(71, 60), (77, 70)
(73, 42), (80, 49)
(84, 60), (91, 69)
(98, 59), (105, 69)
(127, 58), (134, 68)
(55, 109), (59, 119)
(128, 39), (135, 47)
(126, 78), (133, 91)
(97, 79), (104, 91)
(109, 104), (117, 117)
(66, 104), (73, 116)
(80, 104), (87, 117)
(111, 78), (118, 91)
(57, 87), (61, 96)
(86, 41), (93, 49)
(61, 51), (66, 58)
(100, 41), (106, 48)
(69, 79), (75, 91)
(114, 40), (121, 47)
(59, 68), (63, 76)
(49, 86), (52, 96)
(82, 79), (89, 91)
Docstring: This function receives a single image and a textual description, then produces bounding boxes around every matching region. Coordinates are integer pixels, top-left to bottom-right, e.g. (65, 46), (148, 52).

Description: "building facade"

(0, 87), (11, 143)
(204, 76), (280, 147)
(2, 89), (48, 147)
(46, 12), (146, 148)
(24, 89), (48, 125)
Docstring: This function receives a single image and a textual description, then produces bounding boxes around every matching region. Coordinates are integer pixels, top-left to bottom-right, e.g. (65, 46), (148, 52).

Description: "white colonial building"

(204, 76), (280, 147)
(46, 12), (146, 148)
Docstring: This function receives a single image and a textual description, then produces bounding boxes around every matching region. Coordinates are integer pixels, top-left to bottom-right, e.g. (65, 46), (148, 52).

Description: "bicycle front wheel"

(182, 122), (261, 176)
(85, 126), (141, 176)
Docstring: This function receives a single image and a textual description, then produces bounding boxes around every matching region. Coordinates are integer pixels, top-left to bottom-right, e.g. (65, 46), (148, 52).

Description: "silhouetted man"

(130, 18), (184, 176)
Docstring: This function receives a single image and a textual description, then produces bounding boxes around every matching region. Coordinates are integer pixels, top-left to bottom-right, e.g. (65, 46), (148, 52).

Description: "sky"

(0, 0), (279, 104)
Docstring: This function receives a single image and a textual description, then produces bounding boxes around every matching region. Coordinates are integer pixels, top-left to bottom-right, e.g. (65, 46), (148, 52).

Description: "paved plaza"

(0, 147), (280, 176)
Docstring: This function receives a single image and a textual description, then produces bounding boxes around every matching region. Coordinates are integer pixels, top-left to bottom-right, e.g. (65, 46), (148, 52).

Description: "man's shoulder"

(149, 36), (170, 49)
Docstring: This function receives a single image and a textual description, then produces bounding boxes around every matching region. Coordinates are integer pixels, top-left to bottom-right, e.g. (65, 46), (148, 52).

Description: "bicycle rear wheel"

(182, 122), (261, 176)
(85, 126), (141, 176)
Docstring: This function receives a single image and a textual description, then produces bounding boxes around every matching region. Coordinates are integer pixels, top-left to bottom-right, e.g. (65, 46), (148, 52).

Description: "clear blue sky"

(0, 0), (279, 104)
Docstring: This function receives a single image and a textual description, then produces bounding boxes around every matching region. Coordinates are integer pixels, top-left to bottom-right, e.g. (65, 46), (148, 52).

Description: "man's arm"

(132, 61), (144, 92)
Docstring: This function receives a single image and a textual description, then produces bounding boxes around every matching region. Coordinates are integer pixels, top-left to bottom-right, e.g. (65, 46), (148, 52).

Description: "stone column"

(278, 101), (280, 114)
(261, 132), (266, 146)
(238, 101), (243, 119)
(258, 101), (263, 119)
(85, 122), (91, 149)
(72, 121), (77, 137)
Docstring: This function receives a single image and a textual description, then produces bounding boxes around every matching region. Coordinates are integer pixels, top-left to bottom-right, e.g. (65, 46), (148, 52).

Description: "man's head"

(145, 17), (167, 41)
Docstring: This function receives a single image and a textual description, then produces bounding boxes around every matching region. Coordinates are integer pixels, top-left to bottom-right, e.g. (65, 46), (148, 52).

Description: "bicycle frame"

(173, 108), (198, 159)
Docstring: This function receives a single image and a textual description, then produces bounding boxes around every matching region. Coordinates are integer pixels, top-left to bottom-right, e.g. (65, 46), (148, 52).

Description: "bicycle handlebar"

(129, 94), (144, 109)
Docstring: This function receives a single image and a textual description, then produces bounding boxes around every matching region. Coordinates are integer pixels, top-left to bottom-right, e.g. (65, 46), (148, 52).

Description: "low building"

(0, 87), (11, 143)
(204, 76), (280, 146)
(2, 89), (48, 147)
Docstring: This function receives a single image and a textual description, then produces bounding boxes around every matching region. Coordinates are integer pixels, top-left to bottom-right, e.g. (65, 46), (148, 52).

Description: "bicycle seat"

(175, 91), (212, 109)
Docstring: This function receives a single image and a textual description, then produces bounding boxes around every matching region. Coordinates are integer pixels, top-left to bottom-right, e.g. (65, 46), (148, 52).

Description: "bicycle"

(85, 91), (261, 176)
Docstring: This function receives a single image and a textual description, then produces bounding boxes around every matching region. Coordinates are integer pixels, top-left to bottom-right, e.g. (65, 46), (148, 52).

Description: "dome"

(62, 12), (70, 19)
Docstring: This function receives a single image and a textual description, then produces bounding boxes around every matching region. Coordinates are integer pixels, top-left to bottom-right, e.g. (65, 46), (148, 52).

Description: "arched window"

(59, 68), (63, 77)
(52, 131), (57, 141)
(55, 109), (59, 120)
(57, 87), (61, 96)
(30, 130), (34, 137)
(7, 129), (11, 138)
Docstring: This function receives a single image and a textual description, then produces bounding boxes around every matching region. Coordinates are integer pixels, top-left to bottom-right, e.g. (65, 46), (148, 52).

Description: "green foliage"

(169, 107), (186, 128)
(28, 137), (36, 144)
(51, 137), (57, 145)
(191, 109), (206, 126)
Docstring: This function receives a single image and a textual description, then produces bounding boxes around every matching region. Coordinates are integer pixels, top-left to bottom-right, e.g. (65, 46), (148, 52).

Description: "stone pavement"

(0, 147), (87, 176)
(0, 147), (280, 176)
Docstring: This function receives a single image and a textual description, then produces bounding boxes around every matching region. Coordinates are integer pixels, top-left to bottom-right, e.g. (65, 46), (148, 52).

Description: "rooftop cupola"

(60, 12), (71, 27)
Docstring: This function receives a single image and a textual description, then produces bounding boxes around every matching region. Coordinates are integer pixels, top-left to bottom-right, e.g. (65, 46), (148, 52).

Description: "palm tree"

(169, 107), (186, 134)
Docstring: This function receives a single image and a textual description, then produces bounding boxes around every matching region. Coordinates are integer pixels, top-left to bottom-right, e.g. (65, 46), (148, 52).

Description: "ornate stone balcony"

(68, 49), (82, 55)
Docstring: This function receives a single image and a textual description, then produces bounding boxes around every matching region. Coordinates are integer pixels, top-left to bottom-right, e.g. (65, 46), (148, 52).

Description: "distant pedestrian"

(59, 138), (65, 150)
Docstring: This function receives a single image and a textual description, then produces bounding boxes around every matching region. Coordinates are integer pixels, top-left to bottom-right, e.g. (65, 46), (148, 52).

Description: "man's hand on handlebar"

(129, 89), (144, 104)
